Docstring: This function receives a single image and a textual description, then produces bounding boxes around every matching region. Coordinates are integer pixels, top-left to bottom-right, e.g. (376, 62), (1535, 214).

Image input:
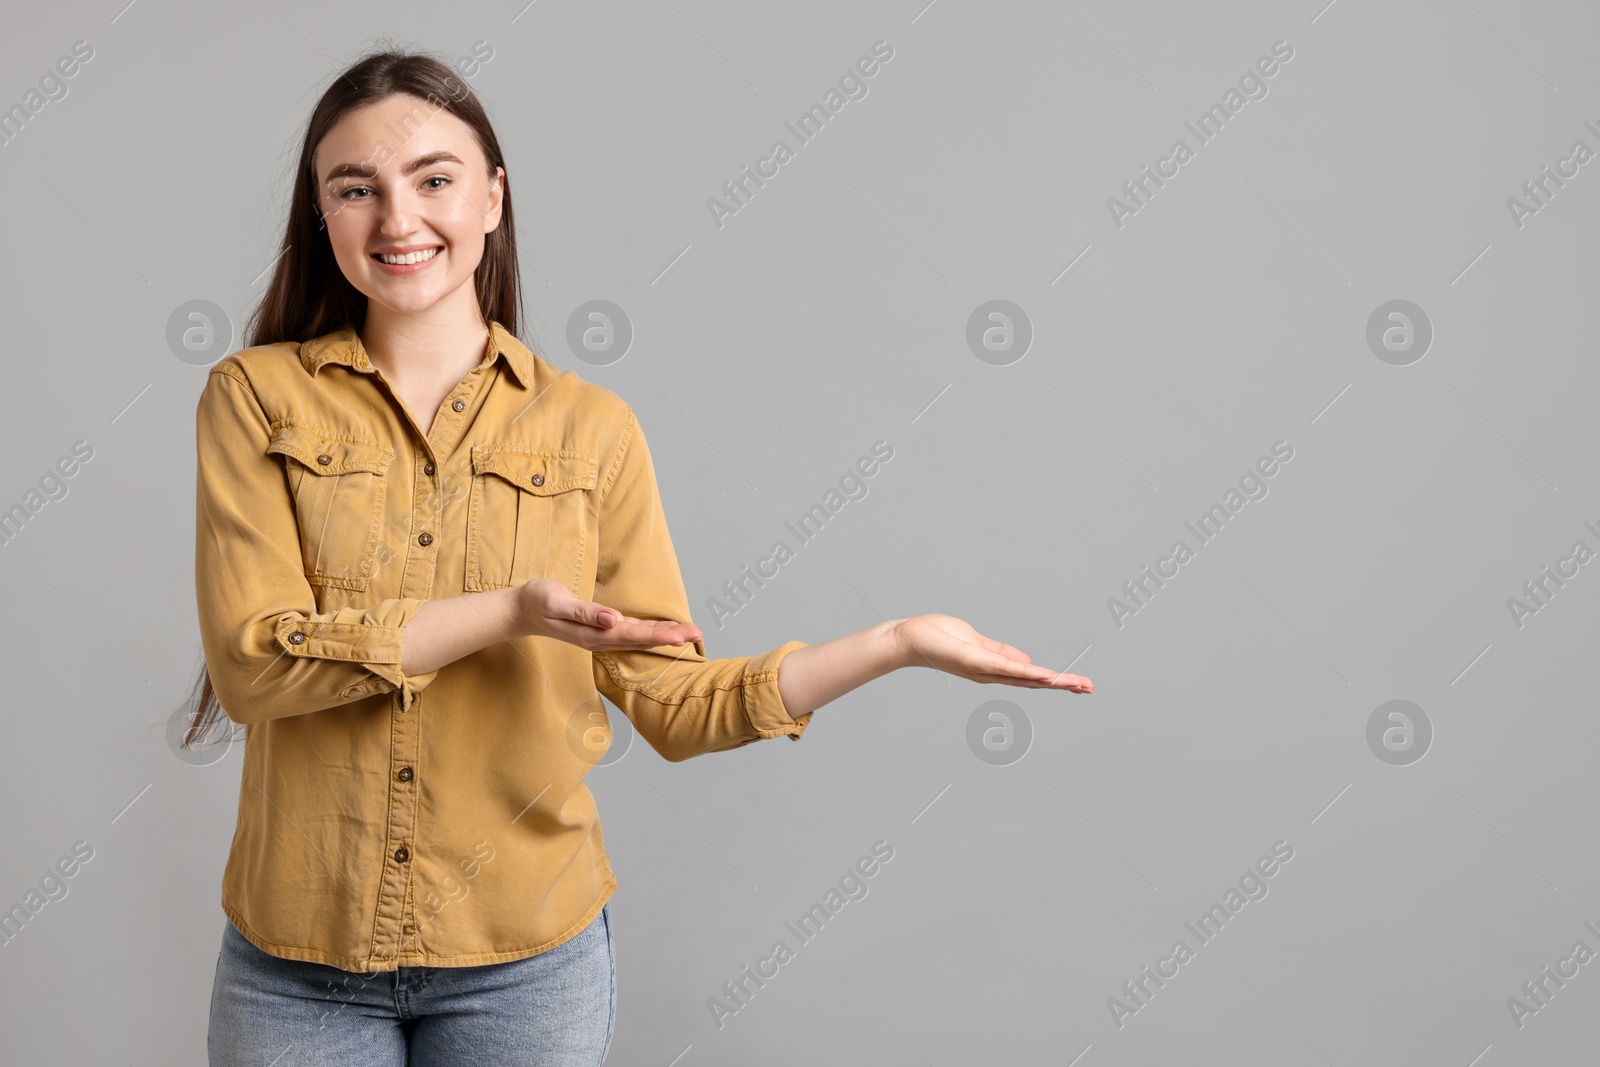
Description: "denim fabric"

(208, 904), (616, 1066)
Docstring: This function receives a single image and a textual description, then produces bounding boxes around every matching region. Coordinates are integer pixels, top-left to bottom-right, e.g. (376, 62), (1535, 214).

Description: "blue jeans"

(208, 905), (616, 1065)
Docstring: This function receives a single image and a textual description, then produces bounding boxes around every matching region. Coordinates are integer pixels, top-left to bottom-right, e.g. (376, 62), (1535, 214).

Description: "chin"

(369, 292), (447, 315)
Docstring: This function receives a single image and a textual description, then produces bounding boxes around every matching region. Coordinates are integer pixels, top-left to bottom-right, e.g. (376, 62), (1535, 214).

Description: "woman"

(185, 46), (1091, 1066)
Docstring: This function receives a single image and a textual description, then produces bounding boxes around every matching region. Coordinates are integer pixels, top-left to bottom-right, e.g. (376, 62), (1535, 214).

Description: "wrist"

(495, 585), (532, 639)
(880, 617), (915, 672)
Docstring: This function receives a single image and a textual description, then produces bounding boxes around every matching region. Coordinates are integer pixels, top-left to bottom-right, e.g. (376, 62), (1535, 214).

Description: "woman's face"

(312, 93), (504, 319)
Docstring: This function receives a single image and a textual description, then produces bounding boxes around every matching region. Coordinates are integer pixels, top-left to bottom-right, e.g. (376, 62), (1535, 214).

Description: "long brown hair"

(181, 46), (523, 750)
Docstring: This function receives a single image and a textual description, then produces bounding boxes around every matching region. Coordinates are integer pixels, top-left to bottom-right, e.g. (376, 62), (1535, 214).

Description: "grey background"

(0, 0), (1595, 1063)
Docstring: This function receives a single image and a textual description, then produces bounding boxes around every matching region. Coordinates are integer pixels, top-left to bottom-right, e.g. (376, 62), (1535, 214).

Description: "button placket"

(396, 471), (441, 600)
(373, 687), (425, 962)
(369, 371), (501, 962)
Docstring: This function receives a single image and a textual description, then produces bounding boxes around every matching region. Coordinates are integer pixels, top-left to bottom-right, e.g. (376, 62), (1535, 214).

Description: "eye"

(423, 175), (451, 190)
(337, 185), (372, 201)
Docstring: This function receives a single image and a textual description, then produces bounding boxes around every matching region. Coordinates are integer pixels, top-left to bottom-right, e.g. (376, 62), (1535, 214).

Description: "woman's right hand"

(513, 578), (702, 652)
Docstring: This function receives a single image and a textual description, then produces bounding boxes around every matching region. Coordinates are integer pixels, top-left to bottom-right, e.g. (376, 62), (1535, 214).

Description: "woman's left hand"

(890, 615), (1093, 693)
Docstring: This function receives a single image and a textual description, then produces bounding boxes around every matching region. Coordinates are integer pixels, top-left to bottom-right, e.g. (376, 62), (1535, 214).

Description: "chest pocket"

(466, 444), (598, 592)
(266, 424), (393, 591)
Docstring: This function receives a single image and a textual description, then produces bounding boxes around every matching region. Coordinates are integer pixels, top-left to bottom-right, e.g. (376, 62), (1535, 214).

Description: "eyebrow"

(323, 150), (466, 184)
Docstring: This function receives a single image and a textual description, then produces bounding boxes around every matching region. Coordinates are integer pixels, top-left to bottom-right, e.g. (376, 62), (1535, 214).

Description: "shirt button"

(530, 473), (544, 487)
(452, 398), (466, 412)
(424, 462), (436, 476)
(418, 532), (433, 546)
(316, 454), (332, 466)
(394, 846), (410, 863)
(287, 631), (307, 645)
(397, 767), (414, 782)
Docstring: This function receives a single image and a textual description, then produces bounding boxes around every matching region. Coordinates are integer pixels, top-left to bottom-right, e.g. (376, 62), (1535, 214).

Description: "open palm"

(894, 614), (1093, 693)
(517, 578), (703, 652)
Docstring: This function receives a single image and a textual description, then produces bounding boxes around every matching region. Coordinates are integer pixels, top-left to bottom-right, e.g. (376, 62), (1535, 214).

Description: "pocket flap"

(471, 444), (598, 494)
(267, 424), (393, 476)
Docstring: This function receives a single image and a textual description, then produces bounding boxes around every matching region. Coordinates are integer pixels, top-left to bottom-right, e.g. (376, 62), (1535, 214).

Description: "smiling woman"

(185, 43), (1090, 1067)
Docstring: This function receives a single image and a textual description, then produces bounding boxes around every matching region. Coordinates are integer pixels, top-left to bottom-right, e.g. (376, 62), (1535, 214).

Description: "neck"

(360, 289), (491, 386)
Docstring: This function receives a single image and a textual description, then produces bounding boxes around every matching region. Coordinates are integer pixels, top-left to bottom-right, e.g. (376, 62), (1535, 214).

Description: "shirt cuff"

(741, 640), (812, 741)
(272, 597), (439, 711)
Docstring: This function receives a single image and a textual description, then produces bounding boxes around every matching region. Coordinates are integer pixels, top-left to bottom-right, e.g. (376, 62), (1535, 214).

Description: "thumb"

(591, 605), (618, 627)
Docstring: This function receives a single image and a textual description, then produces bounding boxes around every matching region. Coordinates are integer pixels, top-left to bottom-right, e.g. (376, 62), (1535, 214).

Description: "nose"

(378, 182), (419, 240)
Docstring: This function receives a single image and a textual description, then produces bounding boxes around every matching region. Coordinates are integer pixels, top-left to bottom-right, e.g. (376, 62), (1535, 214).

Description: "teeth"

(378, 248), (439, 265)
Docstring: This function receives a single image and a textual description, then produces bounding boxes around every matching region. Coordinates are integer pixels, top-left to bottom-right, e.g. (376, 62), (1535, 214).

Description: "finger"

(568, 599), (615, 628)
(979, 652), (1088, 687)
(588, 605), (694, 632)
(605, 617), (698, 645)
(650, 619), (702, 642)
(968, 671), (1092, 691)
(965, 671), (1056, 688)
(1026, 666), (1091, 689)
(579, 603), (690, 639)
(542, 612), (664, 639)
(592, 627), (699, 652)
(541, 617), (695, 651)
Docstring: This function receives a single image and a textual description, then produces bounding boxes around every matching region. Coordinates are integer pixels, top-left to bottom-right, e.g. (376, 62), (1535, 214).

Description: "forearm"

(774, 619), (909, 720)
(399, 586), (525, 676)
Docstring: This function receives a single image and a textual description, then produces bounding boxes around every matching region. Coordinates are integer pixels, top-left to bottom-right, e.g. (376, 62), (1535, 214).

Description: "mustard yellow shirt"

(194, 320), (811, 972)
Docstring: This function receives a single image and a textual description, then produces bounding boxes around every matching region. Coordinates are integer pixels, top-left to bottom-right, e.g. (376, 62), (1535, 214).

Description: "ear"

(484, 165), (505, 234)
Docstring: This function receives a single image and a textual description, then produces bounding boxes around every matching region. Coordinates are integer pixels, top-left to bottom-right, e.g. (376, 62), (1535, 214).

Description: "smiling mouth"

(373, 247), (441, 265)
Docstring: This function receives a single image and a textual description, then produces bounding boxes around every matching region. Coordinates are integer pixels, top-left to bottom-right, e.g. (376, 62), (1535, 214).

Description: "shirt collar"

(299, 320), (535, 388)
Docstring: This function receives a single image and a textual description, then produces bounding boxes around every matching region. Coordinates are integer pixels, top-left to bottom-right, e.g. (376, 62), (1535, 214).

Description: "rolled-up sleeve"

(590, 406), (811, 762)
(194, 366), (439, 723)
